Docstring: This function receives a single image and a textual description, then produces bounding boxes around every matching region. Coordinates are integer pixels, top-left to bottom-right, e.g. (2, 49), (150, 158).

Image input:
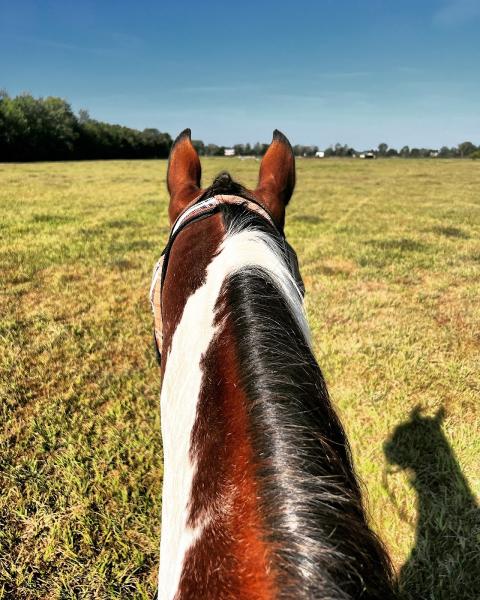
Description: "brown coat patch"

(160, 213), (224, 366)
(176, 305), (275, 600)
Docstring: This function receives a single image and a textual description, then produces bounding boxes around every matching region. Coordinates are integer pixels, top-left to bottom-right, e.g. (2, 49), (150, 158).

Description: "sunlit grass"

(1, 158), (479, 598)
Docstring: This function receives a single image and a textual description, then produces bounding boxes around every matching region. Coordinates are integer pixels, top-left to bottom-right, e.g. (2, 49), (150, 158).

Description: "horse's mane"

(199, 171), (256, 202)
(215, 196), (394, 599)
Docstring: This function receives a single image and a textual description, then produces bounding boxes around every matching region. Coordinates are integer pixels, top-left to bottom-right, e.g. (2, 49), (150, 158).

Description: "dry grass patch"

(1, 158), (479, 599)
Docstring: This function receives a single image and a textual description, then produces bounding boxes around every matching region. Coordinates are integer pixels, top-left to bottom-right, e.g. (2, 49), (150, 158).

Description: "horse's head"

(166, 128), (295, 229)
(152, 128), (301, 362)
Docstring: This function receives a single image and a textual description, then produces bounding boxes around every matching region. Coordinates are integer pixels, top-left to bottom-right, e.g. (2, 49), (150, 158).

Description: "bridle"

(149, 193), (280, 362)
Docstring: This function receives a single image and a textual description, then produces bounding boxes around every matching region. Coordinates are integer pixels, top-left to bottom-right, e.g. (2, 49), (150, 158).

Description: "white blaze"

(157, 229), (307, 600)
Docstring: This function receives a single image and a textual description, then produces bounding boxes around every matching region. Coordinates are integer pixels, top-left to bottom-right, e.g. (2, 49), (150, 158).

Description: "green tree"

(253, 142), (268, 156)
(205, 143), (224, 156)
(7, 94), (78, 160)
(0, 92), (28, 160)
(192, 139), (205, 155)
(458, 141), (476, 158)
(439, 146), (452, 158)
(0, 91), (172, 161)
(377, 143), (388, 156)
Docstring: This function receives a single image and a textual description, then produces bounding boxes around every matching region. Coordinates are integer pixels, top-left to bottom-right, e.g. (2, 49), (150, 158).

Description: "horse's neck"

(165, 314), (275, 598)
(158, 227), (393, 599)
(158, 230), (291, 599)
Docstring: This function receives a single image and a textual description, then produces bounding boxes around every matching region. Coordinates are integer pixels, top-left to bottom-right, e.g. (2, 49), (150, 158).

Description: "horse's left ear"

(254, 129), (295, 229)
(167, 128), (203, 223)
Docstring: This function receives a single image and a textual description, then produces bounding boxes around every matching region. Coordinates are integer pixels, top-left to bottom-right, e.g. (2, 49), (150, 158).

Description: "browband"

(170, 194), (275, 239)
(149, 194), (279, 362)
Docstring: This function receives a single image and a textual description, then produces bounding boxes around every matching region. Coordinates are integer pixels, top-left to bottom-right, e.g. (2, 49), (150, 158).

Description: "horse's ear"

(167, 129), (203, 223)
(254, 129), (295, 229)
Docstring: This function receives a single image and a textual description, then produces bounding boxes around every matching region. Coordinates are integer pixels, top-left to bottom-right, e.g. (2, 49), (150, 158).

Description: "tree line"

(0, 91), (172, 161)
(194, 140), (479, 159)
(290, 141), (479, 159)
(0, 91), (478, 162)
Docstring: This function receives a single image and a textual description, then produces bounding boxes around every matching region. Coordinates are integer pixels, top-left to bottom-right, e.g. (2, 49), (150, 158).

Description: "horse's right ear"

(254, 129), (295, 230)
(167, 129), (203, 223)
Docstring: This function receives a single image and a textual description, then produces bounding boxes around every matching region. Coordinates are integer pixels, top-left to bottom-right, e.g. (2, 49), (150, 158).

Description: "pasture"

(1, 157), (479, 599)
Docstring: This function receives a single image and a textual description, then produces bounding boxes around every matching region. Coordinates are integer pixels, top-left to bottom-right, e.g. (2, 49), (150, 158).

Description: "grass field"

(1, 157), (479, 599)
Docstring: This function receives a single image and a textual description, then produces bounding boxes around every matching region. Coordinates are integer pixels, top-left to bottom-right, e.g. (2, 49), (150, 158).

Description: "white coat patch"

(157, 228), (307, 599)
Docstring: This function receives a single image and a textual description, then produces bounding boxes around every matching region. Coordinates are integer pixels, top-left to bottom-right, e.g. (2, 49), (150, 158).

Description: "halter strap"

(149, 194), (279, 362)
(171, 194), (276, 240)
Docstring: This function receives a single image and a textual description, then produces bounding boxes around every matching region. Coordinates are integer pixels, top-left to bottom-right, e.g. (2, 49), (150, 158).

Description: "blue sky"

(1, 0), (479, 148)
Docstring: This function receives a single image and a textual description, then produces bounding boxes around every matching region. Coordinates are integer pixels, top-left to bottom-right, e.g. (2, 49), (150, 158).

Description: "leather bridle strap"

(149, 194), (278, 361)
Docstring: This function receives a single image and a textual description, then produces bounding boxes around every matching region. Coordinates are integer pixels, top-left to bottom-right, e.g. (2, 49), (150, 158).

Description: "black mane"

(219, 202), (394, 599)
(200, 171), (255, 202)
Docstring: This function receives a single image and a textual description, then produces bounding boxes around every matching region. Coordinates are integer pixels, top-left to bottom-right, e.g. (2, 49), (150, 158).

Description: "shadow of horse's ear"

(410, 405), (424, 421)
(434, 407), (446, 423)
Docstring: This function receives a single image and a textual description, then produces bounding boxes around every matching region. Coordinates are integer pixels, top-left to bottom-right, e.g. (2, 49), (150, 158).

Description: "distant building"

(359, 152), (376, 159)
(315, 151), (325, 158)
(430, 150), (439, 158)
(224, 148), (235, 157)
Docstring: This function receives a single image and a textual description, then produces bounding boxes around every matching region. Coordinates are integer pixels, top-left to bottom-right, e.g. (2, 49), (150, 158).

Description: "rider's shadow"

(384, 407), (480, 600)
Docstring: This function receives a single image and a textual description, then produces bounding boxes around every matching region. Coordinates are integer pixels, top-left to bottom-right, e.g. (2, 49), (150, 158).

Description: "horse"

(150, 129), (394, 599)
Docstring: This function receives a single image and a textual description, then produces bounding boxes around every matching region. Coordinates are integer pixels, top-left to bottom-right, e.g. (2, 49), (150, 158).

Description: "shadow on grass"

(384, 407), (480, 599)
(365, 238), (426, 252)
(431, 226), (469, 239)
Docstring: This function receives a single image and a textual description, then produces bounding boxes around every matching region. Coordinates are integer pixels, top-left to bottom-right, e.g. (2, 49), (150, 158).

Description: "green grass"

(1, 158), (479, 599)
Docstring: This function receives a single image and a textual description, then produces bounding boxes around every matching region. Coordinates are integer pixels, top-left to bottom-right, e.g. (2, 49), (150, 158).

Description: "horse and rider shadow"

(384, 406), (480, 599)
